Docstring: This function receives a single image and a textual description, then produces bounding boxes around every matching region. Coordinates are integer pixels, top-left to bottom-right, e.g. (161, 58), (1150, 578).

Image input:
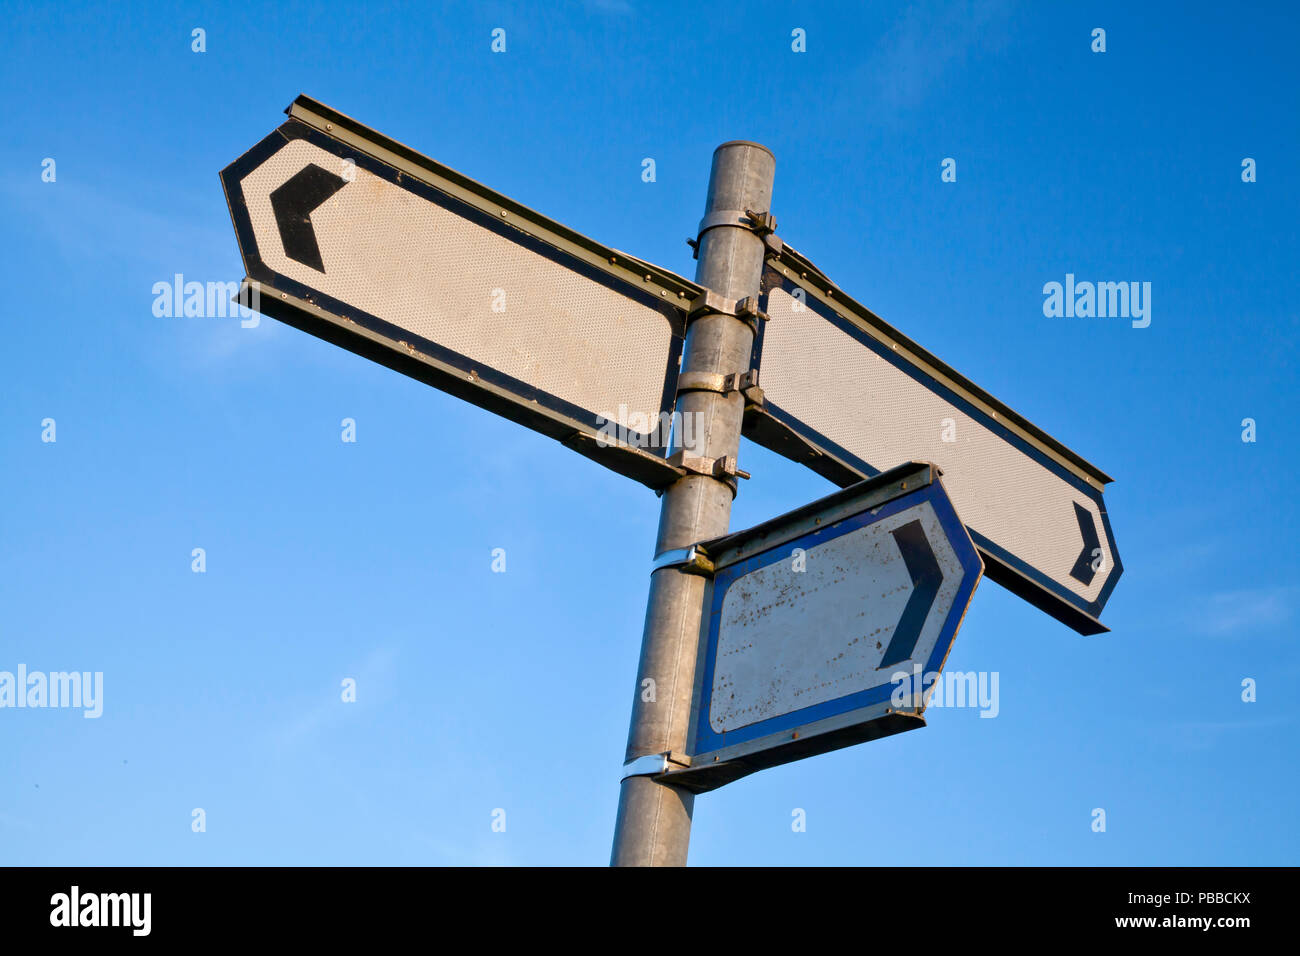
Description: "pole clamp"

(743, 208), (777, 235)
(736, 295), (767, 325)
(668, 450), (751, 483)
(650, 544), (715, 576)
(744, 208), (783, 257)
(687, 290), (768, 334)
(621, 751), (691, 781)
(676, 368), (762, 407)
(688, 208), (783, 259)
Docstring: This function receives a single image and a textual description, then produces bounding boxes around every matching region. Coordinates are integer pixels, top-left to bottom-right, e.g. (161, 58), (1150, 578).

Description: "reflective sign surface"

(221, 97), (703, 487)
(747, 255), (1122, 634)
(666, 463), (982, 792)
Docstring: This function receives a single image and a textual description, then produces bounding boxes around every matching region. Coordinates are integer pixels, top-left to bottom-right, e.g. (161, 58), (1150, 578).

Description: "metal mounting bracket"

(688, 208), (783, 259)
(620, 751), (691, 781)
(676, 368), (762, 405)
(650, 544), (715, 576)
(736, 295), (768, 325)
(687, 290), (768, 333)
(743, 208), (777, 235)
(743, 208), (783, 257)
(668, 450), (751, 482)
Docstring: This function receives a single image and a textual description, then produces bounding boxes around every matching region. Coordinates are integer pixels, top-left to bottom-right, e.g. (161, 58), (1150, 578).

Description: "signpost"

(220, 97), (1123, 867)
(745, 246), (1122, 634)
(609, 140), (776, 866)
(640, 461), (982, 794)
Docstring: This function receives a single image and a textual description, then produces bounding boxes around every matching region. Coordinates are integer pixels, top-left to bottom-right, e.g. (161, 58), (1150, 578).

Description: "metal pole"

(610, 141), (776, 866)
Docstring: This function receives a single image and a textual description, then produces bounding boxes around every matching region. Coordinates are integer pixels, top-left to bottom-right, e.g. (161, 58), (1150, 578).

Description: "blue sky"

(1, 0), (1296, 865)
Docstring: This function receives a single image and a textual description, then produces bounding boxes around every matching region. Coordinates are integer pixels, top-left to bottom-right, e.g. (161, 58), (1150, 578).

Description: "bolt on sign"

(220, 95), (705, 488)
(743, 245), (1122, 635)
(645, 462), (982, 793)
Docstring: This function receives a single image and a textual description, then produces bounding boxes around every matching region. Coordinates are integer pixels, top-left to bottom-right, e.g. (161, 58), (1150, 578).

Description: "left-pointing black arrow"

(879, 519), (944, 669)
(270, 164), (348, 273)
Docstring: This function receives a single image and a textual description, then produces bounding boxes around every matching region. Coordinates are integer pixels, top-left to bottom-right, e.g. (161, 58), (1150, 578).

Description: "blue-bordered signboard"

(662, 462), (982, 793)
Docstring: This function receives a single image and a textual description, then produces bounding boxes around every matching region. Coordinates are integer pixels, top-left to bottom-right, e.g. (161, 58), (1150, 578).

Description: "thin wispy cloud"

(3, 176), (233, 274)
(583, 0), (634, 15)
(1191, 587), (1296, 637)
(269, 645), (399, 748)
(1152, 715), (1292, 753)
(849, 0), (1015, 117)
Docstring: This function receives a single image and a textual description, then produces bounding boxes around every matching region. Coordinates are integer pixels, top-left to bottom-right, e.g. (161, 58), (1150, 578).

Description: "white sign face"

(708, 498), (968, 734)
(748, 261), (1122, 634)
(221, 97), (702, 487)
(673, 463), (982, 791)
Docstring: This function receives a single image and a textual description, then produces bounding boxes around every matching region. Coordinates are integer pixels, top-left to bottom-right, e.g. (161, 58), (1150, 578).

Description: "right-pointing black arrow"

(1069, 501), (1102, 585)
(879, 519), (944, 669)
(270, 163), (348, 273)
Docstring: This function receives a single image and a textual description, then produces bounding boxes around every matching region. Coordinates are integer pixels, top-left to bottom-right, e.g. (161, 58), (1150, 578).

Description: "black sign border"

(746, 271), (1123, 634)
(220, 119), (687, 487)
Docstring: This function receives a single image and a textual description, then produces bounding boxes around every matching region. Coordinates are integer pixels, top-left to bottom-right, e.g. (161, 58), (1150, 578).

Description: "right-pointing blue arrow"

(879, 519), (944, 669)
